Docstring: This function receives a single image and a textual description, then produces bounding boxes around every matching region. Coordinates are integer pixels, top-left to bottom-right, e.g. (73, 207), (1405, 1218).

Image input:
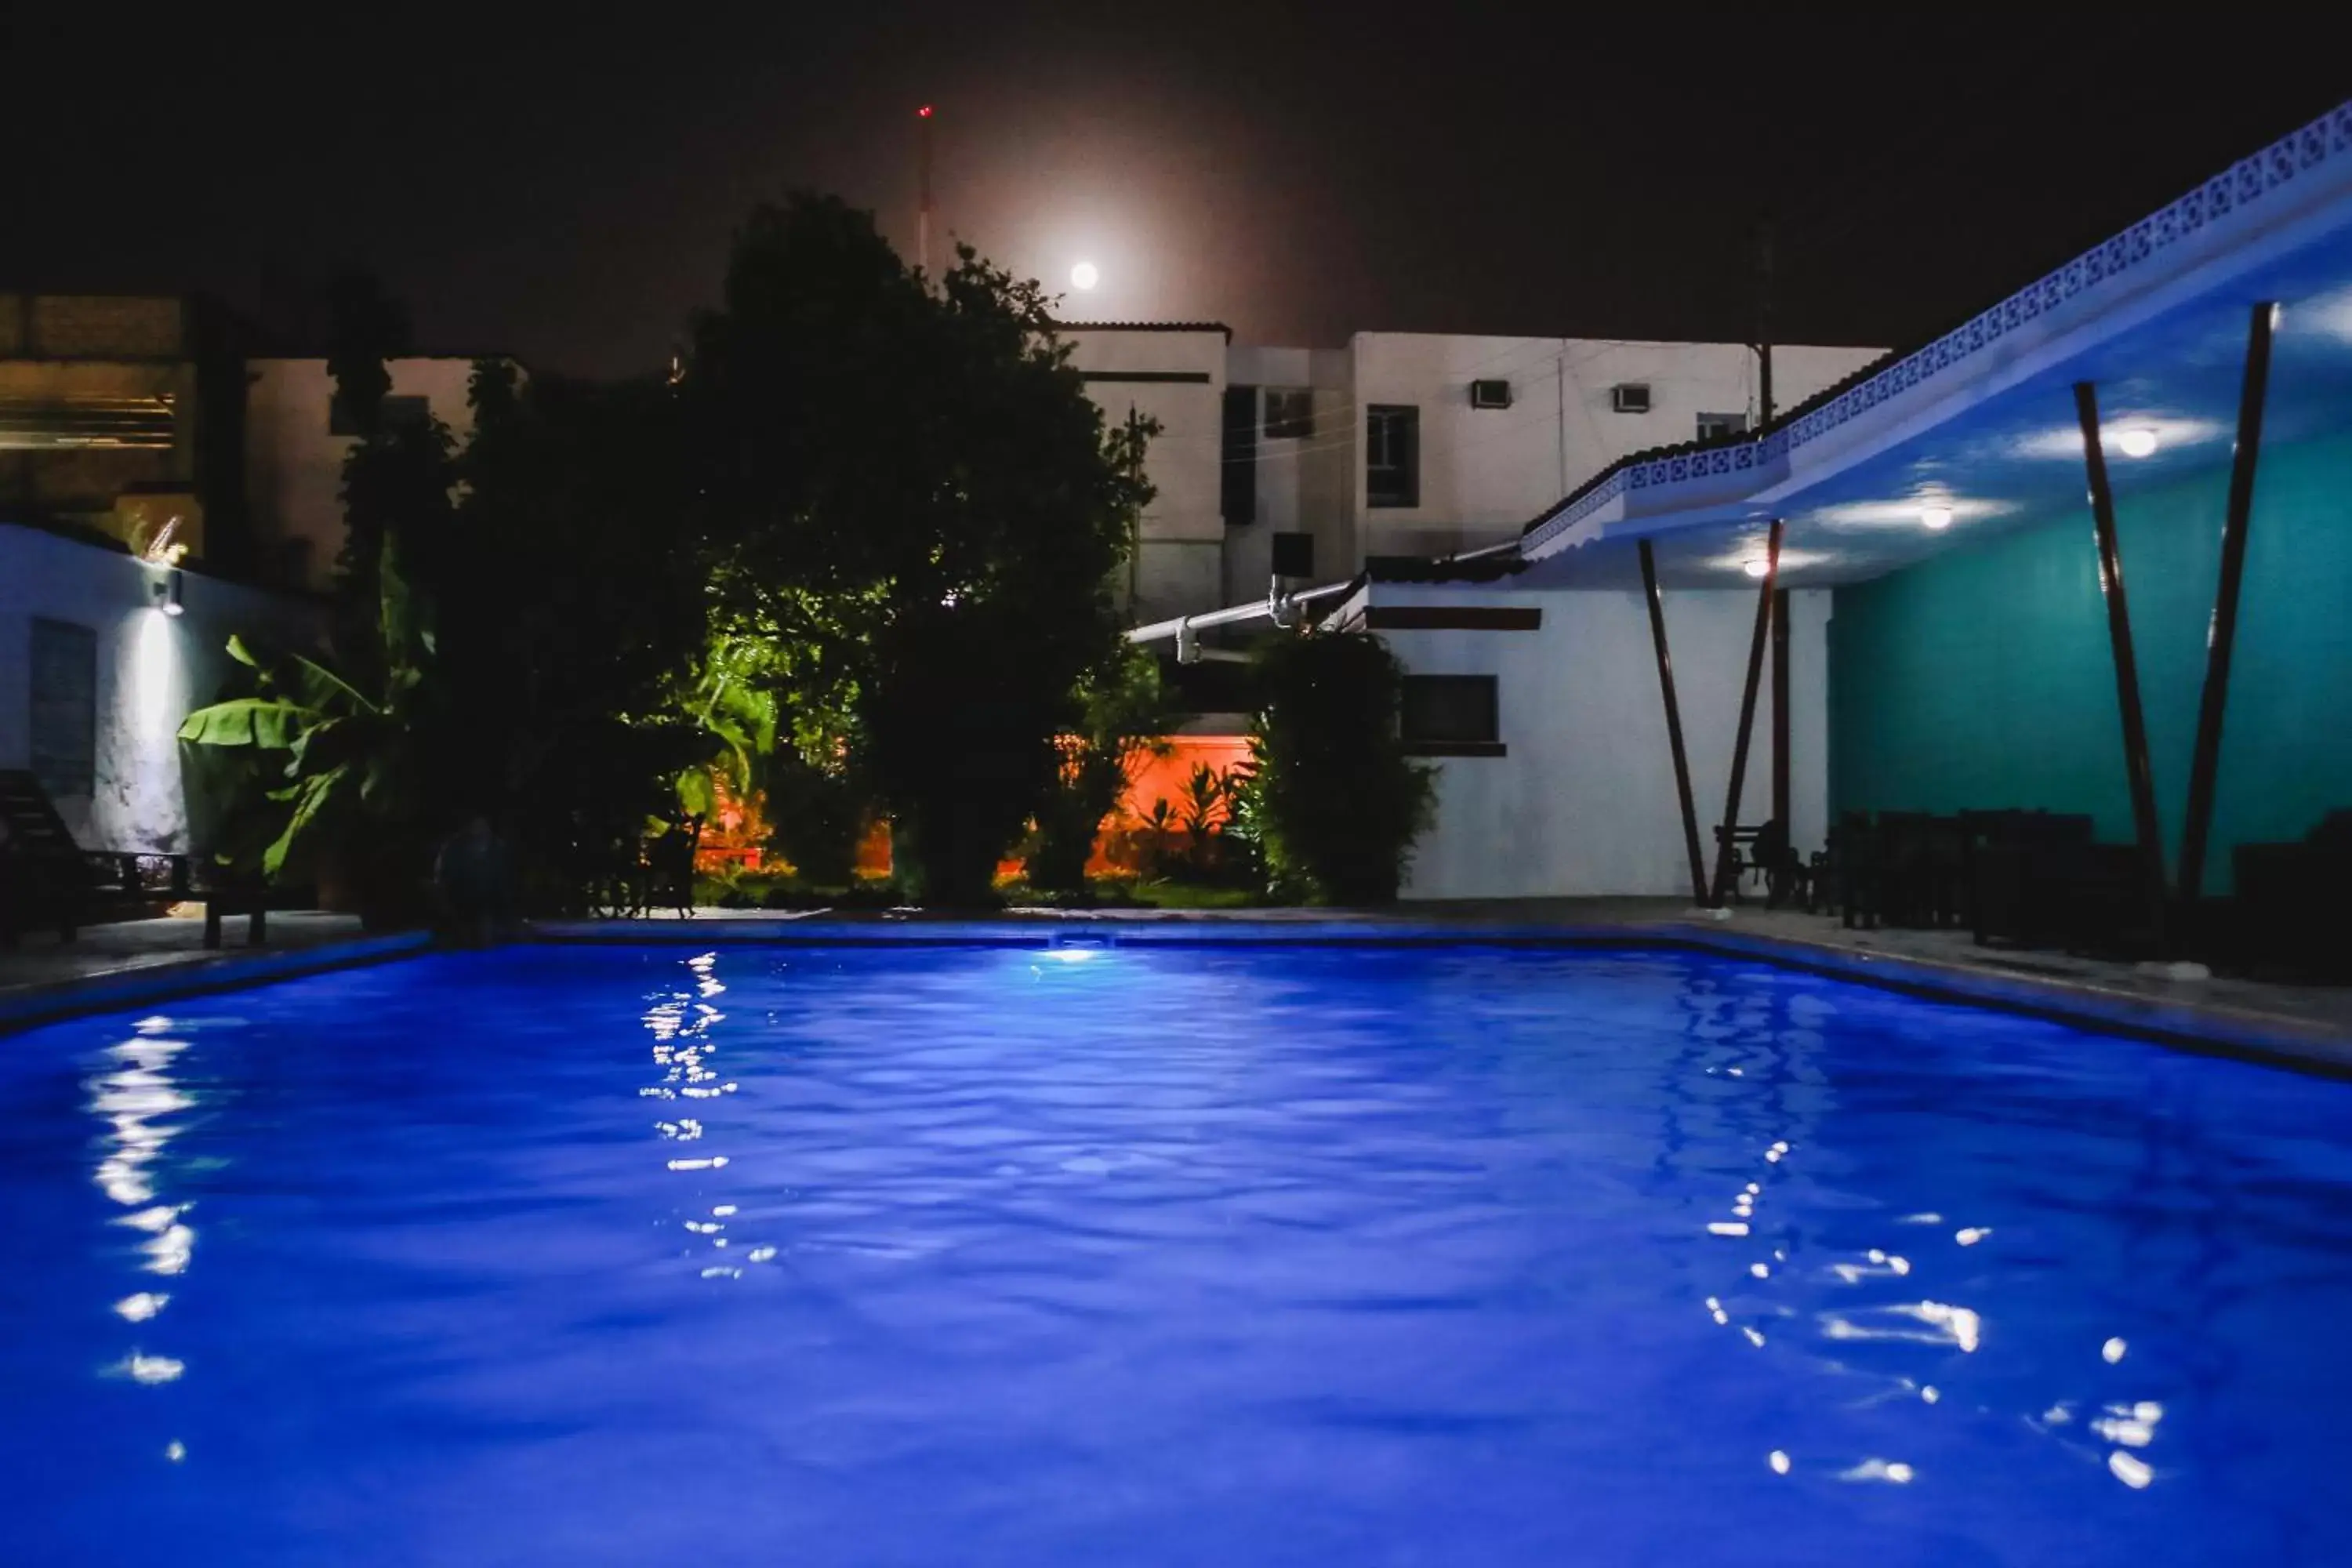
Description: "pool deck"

(0, 913), (426, 1034)
(5, 899), (2346, 1075)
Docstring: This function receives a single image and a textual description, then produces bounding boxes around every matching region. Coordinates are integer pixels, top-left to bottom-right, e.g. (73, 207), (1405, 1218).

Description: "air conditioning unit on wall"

(1469, 379), (1512, 409)
(1610, 383), (1652, 414)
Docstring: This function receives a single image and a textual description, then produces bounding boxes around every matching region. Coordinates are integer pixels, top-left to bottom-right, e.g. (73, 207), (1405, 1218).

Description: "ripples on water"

(2, 943), (2350, 1566)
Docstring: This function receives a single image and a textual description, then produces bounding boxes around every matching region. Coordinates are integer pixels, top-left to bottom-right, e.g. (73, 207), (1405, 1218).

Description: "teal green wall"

(1830, 431), (2352, 892)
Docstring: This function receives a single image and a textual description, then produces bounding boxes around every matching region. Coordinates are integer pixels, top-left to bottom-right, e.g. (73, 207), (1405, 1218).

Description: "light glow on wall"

(110, 601), (191, 853)
(2116, 427), (2159, 459)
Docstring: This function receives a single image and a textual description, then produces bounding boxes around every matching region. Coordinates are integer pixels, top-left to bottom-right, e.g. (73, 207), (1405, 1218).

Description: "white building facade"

(245, 356), (489, 593)
(1083, 323), (1881, 901)
(1065, 325), (1882, 621)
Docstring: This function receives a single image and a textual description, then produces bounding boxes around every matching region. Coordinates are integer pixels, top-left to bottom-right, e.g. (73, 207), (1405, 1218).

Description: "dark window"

(1400, 674), (1501, 756)
(1221, 386), (1258, 524)
(1610, 383), (1652, 414)
(1270, 531), (1315, 579)
(29, 618), (97, 799)
(1366, 405), (1419, 508)
(1696, 411), (1749, 442)
(1469, 379), (1512, 409)
(1264, 388), (1315, 440)
(328, 392), (430, 437)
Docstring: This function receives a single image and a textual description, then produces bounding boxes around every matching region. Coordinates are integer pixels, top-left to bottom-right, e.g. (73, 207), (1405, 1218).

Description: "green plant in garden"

(1248, 630), (1435, 904)
(1025, 644), (1169, 895)
(1178, 763), (1228, 844)
(177, 539), (434, 891)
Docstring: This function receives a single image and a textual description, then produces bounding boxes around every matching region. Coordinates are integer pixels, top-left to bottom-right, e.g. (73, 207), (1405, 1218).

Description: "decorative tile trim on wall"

(1523, 100), (2352, 557)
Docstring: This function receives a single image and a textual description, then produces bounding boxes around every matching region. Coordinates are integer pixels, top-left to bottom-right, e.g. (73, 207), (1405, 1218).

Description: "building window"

(1610, 383), (1652, 414)
(1696, 411), (1749, 442)
(1469, 379), (1512, 409)
(28, 618), (98, 800)
(1271, 531), (1315, 579)
(1366, 405), (1419, 509)
(1221, 385), (1258, 524)
(1400, 674), (1502, 756)
(1264, 388), (1315, 440)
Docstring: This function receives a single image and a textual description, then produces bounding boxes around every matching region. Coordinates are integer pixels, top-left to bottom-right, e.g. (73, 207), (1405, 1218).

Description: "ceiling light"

(2117, 427), (2158, 458)
(1743, 557), (1772, 579)
(1920, 506), (1954, 531)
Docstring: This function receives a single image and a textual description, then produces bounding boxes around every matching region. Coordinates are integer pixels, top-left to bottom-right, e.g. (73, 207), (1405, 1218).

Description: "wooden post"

(1639, 539), (1709, 905)
(2178, 302), (2276, 902)
(1711, 520), (1782, 905)
(1770, 586), (1791, 833)
(2074, 380), (2169, 940)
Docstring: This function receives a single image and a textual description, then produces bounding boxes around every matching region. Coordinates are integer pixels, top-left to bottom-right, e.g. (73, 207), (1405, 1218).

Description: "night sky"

(7, 9), (2343, 376)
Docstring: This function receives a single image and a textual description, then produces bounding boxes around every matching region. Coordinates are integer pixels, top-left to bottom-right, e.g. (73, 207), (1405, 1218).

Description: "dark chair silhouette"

(0, 769), (188, 946)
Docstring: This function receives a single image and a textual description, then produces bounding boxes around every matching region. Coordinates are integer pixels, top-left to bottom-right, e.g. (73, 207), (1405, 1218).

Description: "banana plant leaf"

(177, 697), (319, 750)
(263, 764), (351, 877)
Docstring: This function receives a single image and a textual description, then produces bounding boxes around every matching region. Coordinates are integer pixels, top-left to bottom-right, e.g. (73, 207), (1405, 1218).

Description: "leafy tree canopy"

(687, 194), (1156, 904)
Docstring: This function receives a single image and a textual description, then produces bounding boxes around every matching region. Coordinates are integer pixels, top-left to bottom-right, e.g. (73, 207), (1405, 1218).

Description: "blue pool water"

(3, 941), (2350, 1566)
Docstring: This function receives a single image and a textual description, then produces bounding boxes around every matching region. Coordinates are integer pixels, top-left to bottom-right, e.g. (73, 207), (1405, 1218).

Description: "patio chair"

(1831, 812), (1884, 929)
(644, 813), (704, 919)
(0, 769), (188, 945)
(1967, 810), (2110, 950)
(2230, 808), (2352, 979)
(1749, 818), (1813, 910)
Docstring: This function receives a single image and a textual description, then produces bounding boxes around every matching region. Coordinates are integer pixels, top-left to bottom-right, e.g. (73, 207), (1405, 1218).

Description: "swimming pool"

(3, 938), (2349, 1565)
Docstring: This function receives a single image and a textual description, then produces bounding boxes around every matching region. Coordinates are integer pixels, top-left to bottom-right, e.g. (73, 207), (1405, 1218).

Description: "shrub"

(1249, 631), (1435, 904)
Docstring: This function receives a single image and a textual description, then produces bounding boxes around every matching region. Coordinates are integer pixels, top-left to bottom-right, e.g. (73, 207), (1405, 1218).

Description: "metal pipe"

(1639, 539), (1710, 906)
(2178, 301), (2277, 902)
(1124, 580), (1353, 646)
(2074, 380), (2169, 938)
(1711, 519), (1781, 905)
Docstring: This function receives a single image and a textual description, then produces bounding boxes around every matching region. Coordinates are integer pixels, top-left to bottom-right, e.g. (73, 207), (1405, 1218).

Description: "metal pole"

(1639, 539), (1709, 906)
(1756, 217), (1776, 427)
(2177, 301), (2277, 903)
(916, 105), (934, 281)
(1711, 521), (1781, 904)
(1770, 585), (1791, 831)
(2074, 381), (2169, 935)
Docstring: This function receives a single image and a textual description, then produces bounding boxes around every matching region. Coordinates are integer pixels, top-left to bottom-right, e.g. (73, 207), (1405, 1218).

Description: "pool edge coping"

(528, 915), (2352, 1078)
(5, 916), (2343, 1080)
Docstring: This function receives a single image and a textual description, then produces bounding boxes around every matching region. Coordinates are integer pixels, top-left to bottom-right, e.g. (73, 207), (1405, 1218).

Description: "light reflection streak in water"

(1674, 982), (2169, 1493)
(87, 1024), (198, 1434)
(643, 953), (779, 1278)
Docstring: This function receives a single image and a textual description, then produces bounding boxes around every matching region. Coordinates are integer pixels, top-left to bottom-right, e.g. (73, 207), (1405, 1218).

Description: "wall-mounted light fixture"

(148, 568), (184, 617)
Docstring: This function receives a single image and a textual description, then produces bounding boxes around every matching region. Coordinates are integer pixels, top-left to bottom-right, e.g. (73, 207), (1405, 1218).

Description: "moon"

(1070, 260), (1100, 291)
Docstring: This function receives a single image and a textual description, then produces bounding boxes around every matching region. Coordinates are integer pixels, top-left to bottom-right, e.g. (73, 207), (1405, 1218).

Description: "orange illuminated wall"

(1085, 732), (1254, 875)
(689, 731), (1256, 884)
(1120, 734), (1254, 822)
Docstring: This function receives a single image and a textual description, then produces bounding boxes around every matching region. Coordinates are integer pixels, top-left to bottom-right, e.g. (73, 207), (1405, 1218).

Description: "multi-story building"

(1125, 99), (2352, 905)
(0, 292), (245, 571)
(0, 295), (487, 856)
(244, 355), (488, 593)
(1064, 325), (1886, 624)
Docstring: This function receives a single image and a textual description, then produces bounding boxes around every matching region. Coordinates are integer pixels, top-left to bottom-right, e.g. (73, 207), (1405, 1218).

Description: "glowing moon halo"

(1071, 261), (1100, 291)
